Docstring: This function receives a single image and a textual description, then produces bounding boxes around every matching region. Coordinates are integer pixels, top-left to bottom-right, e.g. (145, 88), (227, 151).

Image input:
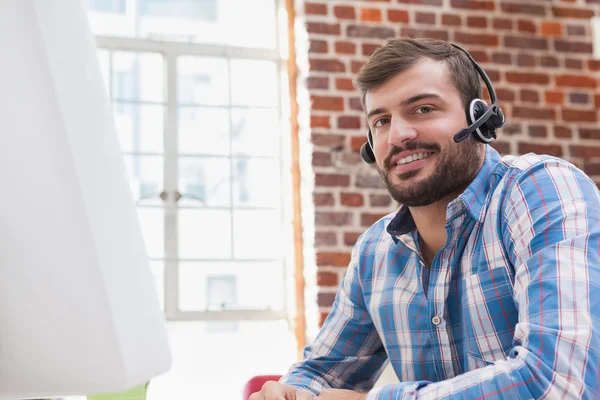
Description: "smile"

(396, 152), (435, 165)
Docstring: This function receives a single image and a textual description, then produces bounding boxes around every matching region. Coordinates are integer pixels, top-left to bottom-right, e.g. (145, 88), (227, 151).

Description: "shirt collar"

(386, 145), (502, 240)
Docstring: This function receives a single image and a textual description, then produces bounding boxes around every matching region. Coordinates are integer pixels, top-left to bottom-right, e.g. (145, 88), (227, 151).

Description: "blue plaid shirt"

(281, 146), (600, 399)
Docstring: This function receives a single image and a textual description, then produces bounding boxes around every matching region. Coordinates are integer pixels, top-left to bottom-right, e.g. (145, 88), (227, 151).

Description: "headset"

(360, 43), (506, 165)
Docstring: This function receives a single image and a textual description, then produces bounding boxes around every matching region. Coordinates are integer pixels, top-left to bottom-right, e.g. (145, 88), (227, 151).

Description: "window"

(87, 0), (126, 13)
(140, 0), (218, 21)
(86, 1), (296, 399)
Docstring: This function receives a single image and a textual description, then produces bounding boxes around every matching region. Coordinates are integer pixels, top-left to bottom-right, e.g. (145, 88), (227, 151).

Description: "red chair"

(243, 375), (282, 400)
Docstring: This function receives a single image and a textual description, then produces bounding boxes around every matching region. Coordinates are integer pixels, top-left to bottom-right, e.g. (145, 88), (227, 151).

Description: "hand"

(249, 381), (314, 400)
(316, 389), (367, 399)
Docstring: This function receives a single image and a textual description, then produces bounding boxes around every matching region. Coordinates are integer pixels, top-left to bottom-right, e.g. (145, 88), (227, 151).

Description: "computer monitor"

(0, 1), (171, 399)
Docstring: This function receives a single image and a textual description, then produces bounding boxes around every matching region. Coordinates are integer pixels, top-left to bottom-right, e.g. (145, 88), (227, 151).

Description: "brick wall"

(301, 0), (600, 325)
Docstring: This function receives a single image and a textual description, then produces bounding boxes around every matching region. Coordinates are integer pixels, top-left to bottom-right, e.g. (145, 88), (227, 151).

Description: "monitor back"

(0, 0), (172, 398)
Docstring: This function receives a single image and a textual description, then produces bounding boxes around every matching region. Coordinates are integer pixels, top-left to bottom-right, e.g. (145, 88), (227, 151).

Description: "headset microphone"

(359, 43), (506, 165)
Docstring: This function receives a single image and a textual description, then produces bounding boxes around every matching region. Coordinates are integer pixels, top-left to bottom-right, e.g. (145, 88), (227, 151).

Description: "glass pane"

(113, 103), (164, 153)
(124, 155), (163, 205)
(178, 209), (231, 259)
(112, 52), (164, 102)
(232, 158), (280, 208)
(146, 321), (296, 400)
(96, 49), (110, 95)
(231, 108), (280, 157)
(178, 158), (230, 207)
(178, 57), (228, 106)
(230, 59), (278, 107)
(233, 210), (281, 259)
(137, 208), (164, 259)
(149, 260), (164, 310)
(178, 262), (284, 311)
(87, 0), (126, 13)
(178, 107), (229, 155)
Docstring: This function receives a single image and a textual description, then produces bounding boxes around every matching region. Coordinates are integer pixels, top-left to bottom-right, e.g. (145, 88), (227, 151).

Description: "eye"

(414, 106), (433, 114)
(373, 118), (390, 128)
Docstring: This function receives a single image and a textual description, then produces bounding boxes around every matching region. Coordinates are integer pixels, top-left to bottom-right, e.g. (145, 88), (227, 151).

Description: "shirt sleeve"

(366, 158), (600, 399)
(279, 231), (388, 396)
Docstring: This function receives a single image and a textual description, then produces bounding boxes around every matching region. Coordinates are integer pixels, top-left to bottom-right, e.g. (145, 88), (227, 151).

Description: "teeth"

(397, 152), (433, 165)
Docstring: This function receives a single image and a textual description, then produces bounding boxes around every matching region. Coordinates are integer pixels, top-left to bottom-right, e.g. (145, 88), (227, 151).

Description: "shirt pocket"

(462, 266), (519, 364)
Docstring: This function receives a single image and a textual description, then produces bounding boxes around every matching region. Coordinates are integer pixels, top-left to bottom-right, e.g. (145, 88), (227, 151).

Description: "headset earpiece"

(467, 99), (495, 144)
(361, 129), (376, 164)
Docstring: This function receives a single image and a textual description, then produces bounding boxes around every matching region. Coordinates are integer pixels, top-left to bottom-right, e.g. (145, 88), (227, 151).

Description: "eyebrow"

(366, 93), (443, 120)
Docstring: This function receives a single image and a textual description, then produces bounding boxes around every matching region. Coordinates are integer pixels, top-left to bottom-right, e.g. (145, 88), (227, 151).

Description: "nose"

(388, 117), (417, 147)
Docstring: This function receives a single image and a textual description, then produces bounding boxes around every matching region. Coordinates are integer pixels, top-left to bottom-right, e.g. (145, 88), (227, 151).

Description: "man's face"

(365, 58), (484, 207)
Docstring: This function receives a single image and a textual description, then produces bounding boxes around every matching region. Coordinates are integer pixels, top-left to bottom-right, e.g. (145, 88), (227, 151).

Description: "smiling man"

(250, 38), (600, 400)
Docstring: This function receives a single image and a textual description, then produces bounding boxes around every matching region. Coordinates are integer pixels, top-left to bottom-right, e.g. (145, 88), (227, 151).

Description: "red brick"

(496, 88), (515, 102)
(338, 116), (361, 129)
(335, 41), (356, 55)
(315, 231), (337, 247)
(555, 40), (594, 54)
(520, 89), (539, 103)
(518, 142), (562, 157)
(562, 109), (598, 122)
(307, 77), (329, 90)
(492, 53), (512, 65)
(351, 60), (365, 74)
(541, 21), (562, 37)
(545, 91), (565, 105)
(552, 6), (594, 19)
(512, 107), (556, 120)
(501, 3), (547, 16)
(313, 192), (334, 206)
(401, 28), (449, 41)
(491, 141), (511, 155)
(311, 95), (344, 111)
(312, 152), (332, 167)
(311, 133), (345, 148)
(541, 56), (560, 68)
(570, 92), (589, 105)
(311, 115), (330, 129)
(388, 9), (409, 23)
(506, 72), (550, 85)
(517, 19), (536, 34)
(570, 146), (600, 158)
(356, 173), (386, 189)
(415, 12), (436, 25)
(350, 136), (365, 152)
(595, 94), (600, 107)
(333, 5), (355, 20)
(319, 312), (330, 327)
(315, 211), (353, 227)
(442, 14), (461, 26)
(347, 25), (395, 39)
(493, 18), (513, 30)
(317, 292), (336, 308)
(529, 126), (547, 137)
(451, 0), (495, 11)
(588, 60), (600, 71)
(565, 58), (584, 70)
(341, 192), (365, 207)
(360, 7), (382, 22)
(467, 16), (487, 28)
(554, 126), (572, 138)
(315, 173), (351, 187)
(555, 74), (597, 89)
(504, 36), (548, 50)
(316, 251), (351, 267)
(309, 39), (328, 53)
(517, 54), (536, 67)
(455, 32), (498, 46)
(344, 232), (362, 246)
(305, 2), (327, 15)
(310, 58), (345, 73)
(361, 212), (388, 227)
(579, 128), (600, 140)
(398, 0), (442, 5)
(335, 78), (355, 91)
(362, 43), (380, 57)
(307, 22), (341, 35)
(566, 24), (587, 37)
(370, 194), (392, 207)
(317, 272), (339, 287)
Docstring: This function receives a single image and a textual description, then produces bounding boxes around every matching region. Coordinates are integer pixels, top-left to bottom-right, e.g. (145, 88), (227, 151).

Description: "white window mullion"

(164, 50), (179, 320)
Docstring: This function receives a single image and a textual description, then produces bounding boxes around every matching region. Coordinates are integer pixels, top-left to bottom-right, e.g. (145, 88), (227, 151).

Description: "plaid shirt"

(281, 146), (600, 399)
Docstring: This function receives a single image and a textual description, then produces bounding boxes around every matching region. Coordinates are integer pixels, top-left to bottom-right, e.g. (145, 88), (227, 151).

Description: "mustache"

(384, 142), (440, 170)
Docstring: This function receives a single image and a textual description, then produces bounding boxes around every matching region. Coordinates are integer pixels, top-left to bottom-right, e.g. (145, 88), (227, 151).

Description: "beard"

(378, 137), (482, 207)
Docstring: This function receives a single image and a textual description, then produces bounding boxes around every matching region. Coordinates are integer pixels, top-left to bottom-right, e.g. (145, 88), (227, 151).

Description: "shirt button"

(432, 316), (441, 325)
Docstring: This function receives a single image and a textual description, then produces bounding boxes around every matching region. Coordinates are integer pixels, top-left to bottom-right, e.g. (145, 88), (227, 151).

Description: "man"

(250, 37), (600, 399)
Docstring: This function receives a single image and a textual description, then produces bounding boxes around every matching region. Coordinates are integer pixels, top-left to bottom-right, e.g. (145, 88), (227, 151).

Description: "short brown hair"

(353, 37), (481, 111)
